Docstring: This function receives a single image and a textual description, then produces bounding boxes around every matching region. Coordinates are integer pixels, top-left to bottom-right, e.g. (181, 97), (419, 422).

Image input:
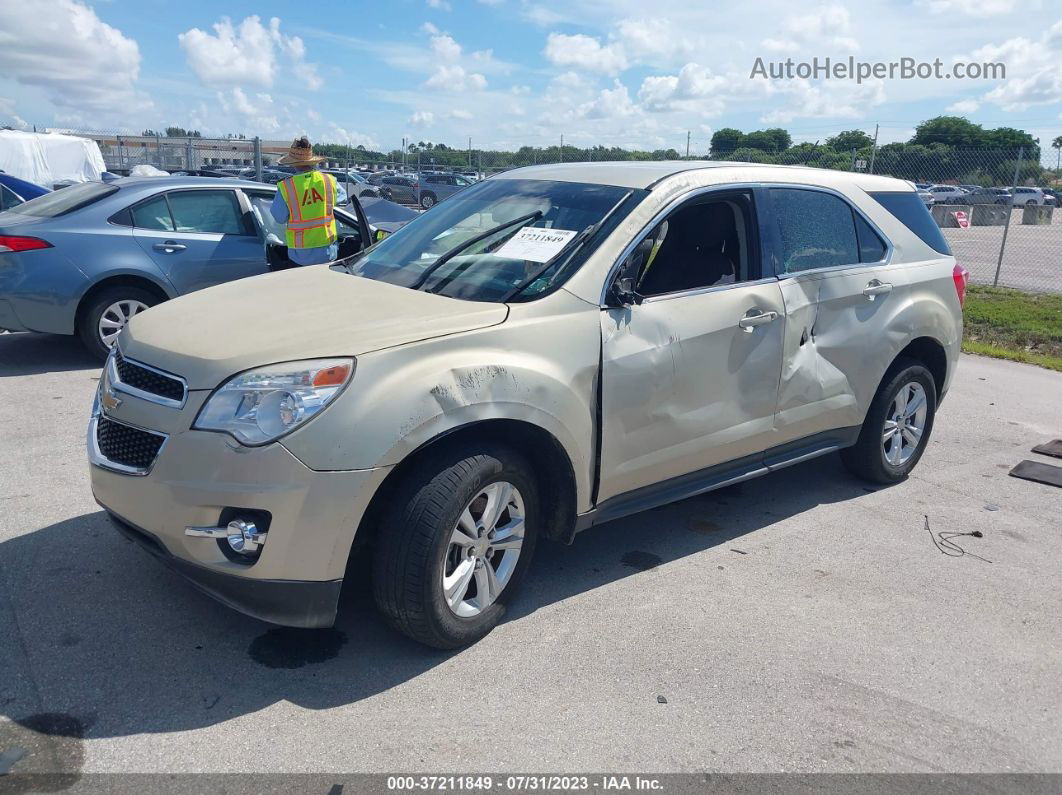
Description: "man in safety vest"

(269, 137), (339, 265)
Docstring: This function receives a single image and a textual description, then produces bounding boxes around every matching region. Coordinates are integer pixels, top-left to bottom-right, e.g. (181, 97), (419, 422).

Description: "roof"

(492, 160), (909, 192)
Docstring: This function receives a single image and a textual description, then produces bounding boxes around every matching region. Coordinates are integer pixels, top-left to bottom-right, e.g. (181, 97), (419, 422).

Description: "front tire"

(77, 286), (160, 360)
(372, 443), (539, 648)
(420, 192), (437, 209)
(841, 358), (937, 484)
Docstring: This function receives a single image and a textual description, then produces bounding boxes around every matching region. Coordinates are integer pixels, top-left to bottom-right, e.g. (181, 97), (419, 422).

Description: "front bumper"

(90, 414), (391, 627)
(106, 510), (344, 628)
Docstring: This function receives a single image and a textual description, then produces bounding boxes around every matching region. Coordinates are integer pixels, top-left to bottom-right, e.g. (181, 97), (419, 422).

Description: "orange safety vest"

(278, 170), (337, 249)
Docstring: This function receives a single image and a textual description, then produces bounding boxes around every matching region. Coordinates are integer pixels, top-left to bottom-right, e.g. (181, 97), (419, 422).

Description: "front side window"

(633, 193), (757, 297)
(769, 188), (859, 273)
(345, 178), (642, 302)
(168, 190), (244, 234)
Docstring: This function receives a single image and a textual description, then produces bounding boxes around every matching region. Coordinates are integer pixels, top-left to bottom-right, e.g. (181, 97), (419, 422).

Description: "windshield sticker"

(494, 227), (578, 263)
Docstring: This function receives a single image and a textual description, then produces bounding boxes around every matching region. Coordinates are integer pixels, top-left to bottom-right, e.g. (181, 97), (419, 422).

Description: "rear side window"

(131, 196), (175, 231)
(869, 191), (951, 255)
(7, 182), (117, 218)
(769, 188), (858, 273)
(854, 214), (887, 263)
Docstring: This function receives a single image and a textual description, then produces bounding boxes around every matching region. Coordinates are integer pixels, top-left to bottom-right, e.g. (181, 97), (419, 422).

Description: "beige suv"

(88, 162), (967, 648)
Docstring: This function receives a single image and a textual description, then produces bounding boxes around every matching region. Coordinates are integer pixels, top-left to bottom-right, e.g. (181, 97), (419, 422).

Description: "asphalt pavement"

(1, 331), (1060, 777)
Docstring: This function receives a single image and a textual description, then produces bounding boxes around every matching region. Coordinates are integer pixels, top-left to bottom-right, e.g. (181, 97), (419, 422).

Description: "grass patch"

(962, 285), (1062, 372)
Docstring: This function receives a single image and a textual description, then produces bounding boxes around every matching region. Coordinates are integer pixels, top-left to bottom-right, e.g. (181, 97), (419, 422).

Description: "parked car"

(964, 187), (1011, 205)
(376, 174), (417, 204)
(415, 172), (476, 209)
(907, 181), (933, 207)
(1041, 188), (1060, 206)
(0, 177), (412, 357)
(927, 185), (967, 204)
(86, 162), (965, 648)
(323, 170), (379, 200)
(958, 184), (982, 192)
(1007, 186), (1048, 206)
(0, 171), (50, 211)
(169, 169), (235, 179)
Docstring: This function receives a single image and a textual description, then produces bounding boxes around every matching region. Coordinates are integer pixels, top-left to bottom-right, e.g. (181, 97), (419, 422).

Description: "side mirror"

(606, 238), (653, 306)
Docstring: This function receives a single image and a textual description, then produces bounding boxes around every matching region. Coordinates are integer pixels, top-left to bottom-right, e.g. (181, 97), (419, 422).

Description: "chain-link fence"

(30, 129), (1062, 294)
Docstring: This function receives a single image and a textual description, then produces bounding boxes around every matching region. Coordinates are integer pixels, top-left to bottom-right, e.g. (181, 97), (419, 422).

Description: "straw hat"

(278, 136), (326, 165)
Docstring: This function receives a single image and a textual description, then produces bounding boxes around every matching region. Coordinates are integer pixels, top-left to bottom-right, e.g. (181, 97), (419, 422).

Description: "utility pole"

(468, 136), (472, 168)
(560, 134), (564, 163)
(994, 147), (1023, 287)
(686, 130), (691, 159)
(869, 123), (880, 175)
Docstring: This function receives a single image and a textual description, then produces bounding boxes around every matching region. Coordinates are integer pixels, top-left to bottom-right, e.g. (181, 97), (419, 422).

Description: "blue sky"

(1, 0), (1061, 156)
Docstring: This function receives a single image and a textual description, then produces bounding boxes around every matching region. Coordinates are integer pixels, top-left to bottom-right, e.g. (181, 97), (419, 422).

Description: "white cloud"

(0, 0), (146, 114)
(179, 16), (322, 91)
(323, 124), (380, 150)
(964, 20), (1062, 111)
(421, 22), (441, 34)
(216, 87), (279, 131)
(614, 18), (693, 61)
(448, 109), (473, 119)
(0, 97), (29, 130)
(544, 33), (628, 75)
(424, 64), (488, 91)
(922, 0), (1018, 17)
(760, 78), (885, 123)
(426, 0), (452, 9)
(761, 4), (859, 53)
(638, 63), (727, 115)
(431, 34), (463, 60)
(579, 81), (638, 119)
(947, 99), (981, 113)
(410, 110), (435, 127)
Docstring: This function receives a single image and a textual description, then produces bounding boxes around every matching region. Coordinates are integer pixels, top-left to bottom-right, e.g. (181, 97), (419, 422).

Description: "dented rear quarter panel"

(280, 288), (602, 511)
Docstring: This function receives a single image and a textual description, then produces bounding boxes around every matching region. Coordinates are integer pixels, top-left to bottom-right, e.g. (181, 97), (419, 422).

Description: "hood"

(121, 266), (509, 389)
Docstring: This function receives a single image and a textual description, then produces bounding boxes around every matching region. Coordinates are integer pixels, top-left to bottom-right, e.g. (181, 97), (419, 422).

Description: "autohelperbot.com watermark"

(750, 56), (1005, 83)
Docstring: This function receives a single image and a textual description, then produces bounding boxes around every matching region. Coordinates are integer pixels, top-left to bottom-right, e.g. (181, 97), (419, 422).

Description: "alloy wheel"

(442, 481), (525, 618)
(882, 381), (928, 466)
(98, 299), (148, 348)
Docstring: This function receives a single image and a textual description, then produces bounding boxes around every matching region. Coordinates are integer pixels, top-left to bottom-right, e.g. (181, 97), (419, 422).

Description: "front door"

(131, 189), (266, 294)
(597, 191), (786, 502)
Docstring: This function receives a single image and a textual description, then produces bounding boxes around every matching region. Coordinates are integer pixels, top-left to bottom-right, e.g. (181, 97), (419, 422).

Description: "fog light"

(226, 519), (267, 555)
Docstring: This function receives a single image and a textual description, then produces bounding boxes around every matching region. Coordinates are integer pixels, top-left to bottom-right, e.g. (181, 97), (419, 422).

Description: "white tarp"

(0, 130), (106, 187)
(0, 130), (51, 186)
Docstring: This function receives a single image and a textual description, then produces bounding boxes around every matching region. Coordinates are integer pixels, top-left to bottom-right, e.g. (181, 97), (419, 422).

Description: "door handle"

(738, 308), (779, 332)
(862, 279), (893, 300)
(153, 241), (186, 253)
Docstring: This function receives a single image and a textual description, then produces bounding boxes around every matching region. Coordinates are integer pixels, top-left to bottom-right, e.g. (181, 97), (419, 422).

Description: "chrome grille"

(111, 350), (187, 407)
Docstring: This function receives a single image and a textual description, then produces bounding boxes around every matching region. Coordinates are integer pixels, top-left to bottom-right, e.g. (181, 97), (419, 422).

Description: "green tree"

(825, 129), (874, 151)
(710, 128), (745, 155)
(910, 116), (986, 148)
(742, 128), (792, 152)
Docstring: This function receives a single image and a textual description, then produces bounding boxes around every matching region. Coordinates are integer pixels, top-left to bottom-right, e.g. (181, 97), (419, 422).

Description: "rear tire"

(420, 192), (437, 209)
(372, 443), (539, 648)
(841, 358), (937, 484)
(77, 286), (161, 361)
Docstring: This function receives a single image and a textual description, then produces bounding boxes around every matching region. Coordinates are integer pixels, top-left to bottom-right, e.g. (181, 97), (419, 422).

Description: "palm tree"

(1053, 135), (1062, 177)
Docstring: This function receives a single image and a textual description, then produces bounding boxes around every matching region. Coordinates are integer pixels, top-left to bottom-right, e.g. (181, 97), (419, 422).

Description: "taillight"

(412, 182), (420, 189)
(952, 263), (969, 308)
(0, 235), (52, 253)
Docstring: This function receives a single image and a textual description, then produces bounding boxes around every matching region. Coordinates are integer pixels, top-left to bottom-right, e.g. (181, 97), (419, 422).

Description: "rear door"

(129, 188), (266, 293)
(768, 186), (905, 446)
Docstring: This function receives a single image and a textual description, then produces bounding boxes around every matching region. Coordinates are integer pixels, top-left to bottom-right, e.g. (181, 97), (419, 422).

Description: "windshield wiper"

(408, 210), (543, 291)
(499, 190), (633, 302)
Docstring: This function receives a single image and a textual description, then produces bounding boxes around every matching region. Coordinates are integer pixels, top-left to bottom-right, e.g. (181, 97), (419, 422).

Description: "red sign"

(953, 211), (970, 229)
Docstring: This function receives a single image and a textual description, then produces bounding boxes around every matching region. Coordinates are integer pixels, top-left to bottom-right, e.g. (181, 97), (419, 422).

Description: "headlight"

(194, 358), (354, 446)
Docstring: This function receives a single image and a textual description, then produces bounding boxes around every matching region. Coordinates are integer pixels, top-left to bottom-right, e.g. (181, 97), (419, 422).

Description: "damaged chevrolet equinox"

(89, 162), (966, 648)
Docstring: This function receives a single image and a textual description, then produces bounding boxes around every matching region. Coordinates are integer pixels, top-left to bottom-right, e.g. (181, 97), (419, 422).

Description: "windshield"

(346, 178), (641, 302)
(7, 182), (117, 218)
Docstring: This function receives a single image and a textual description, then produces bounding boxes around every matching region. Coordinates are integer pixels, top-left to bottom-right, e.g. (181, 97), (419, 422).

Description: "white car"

(1008, 186), (1048, 206)
(928, 185), (967, 205)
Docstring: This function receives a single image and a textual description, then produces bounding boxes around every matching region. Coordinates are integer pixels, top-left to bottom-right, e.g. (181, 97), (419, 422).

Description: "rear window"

(7, 182), (117, 218)
(869, 191), (951, 255)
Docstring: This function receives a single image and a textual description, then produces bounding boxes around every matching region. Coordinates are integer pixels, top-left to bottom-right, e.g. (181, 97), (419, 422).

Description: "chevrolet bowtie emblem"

(101, 388), (122, 413)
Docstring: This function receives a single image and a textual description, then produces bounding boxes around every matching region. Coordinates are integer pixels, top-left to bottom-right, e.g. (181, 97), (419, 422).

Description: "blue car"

(0, 171), (50, 211)
(0, 176), (384, 359)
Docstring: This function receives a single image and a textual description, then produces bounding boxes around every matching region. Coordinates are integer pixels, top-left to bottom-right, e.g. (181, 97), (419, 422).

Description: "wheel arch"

(351, 418), (579, 564)
(75, 273), (173, 330)
(892, 336), (948, 400)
